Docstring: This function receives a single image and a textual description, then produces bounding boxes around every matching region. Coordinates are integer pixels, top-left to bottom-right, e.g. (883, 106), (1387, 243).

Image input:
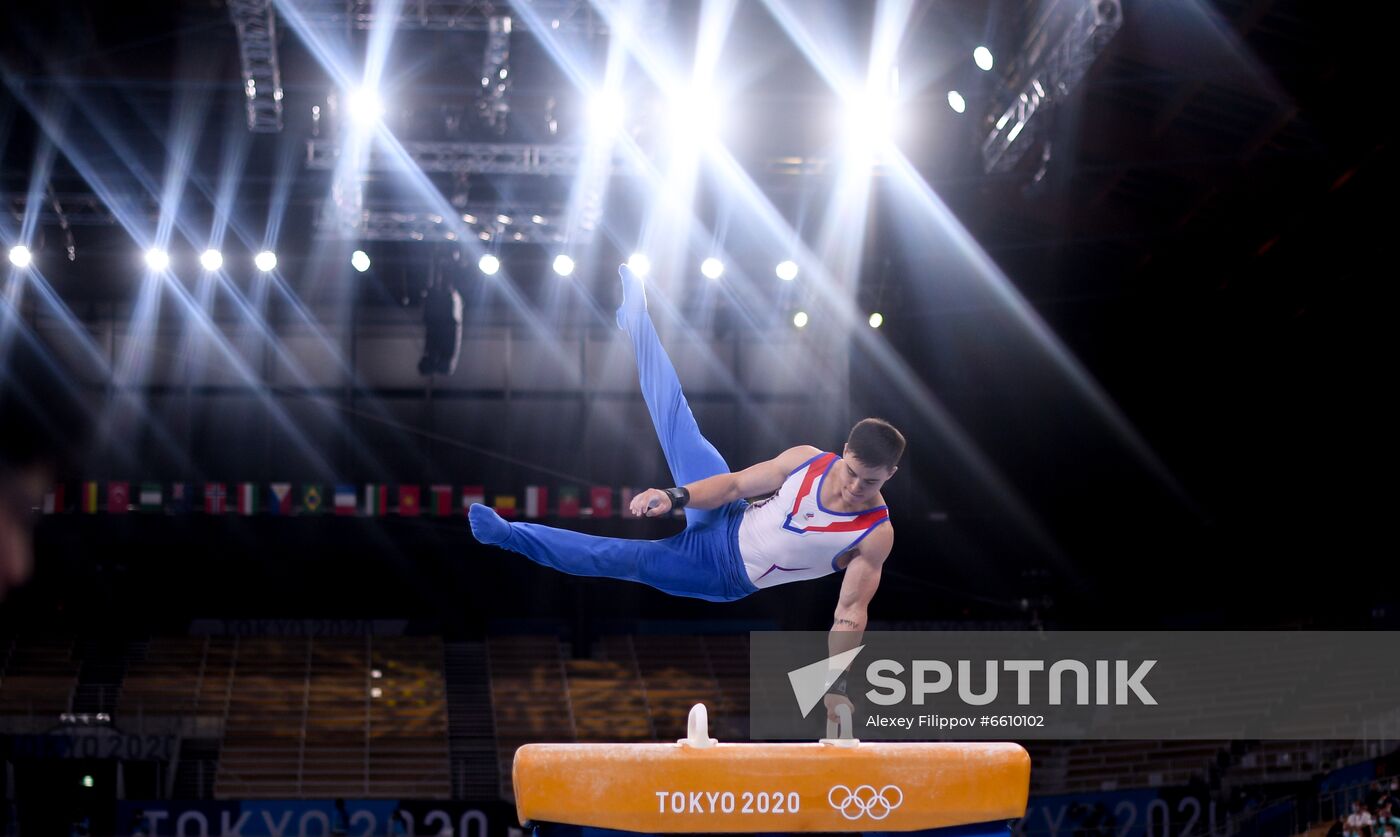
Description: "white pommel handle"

(681, 703), (718, 748)
(821, 702), (860, 747)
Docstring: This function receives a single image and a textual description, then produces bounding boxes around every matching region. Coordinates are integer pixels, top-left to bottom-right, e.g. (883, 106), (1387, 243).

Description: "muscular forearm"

(823, 615), (856, 702)
(679, 472), (740, 510)
(828, 613), (865, 668)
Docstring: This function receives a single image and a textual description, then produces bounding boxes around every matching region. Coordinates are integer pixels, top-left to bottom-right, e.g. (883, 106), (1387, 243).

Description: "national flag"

(204, 483), (227, 514)
(334, 485), (357, 516)
(43, 484), (66, 514)
(493, 494), (517, 518)
(139, 483), (163, 512)
(460, 485), (484, 515)
(168, 483), (190, 514)
(524, 485), (548, 519)
(430, 485), (453, 517)
(363, 484), (388, 516)
(620, 486), (638, 519)
(301, 484), (323, 515)
(236, 483), (258, 515)
(268, 483), (292, 515)
(398, 485), (421, 517)
(107, 481), (130, 514)
(82, 482), (99, 514)
(589, 486), (613, 519)
(558, 486), (581, 518)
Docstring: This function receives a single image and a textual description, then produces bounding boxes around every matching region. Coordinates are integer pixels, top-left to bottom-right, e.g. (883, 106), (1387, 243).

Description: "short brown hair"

(846, 418), (905, 471)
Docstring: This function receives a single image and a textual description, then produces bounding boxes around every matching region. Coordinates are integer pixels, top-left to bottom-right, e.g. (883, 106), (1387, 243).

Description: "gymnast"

(469, 264), (901, 717)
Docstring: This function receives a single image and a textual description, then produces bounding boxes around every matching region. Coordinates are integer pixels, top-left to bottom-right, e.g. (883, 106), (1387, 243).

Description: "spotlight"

(479, 254), (500, 275)
(627, 253), (651, 278)
(254, 250), (277, 272)
(351, 250), (371, 273)
(200, 249), (223, 271)
(700, 258), (724, 279)
(346, 86), (385, 126)
(668, 86), (724, 146)
(775, 260), (798, 281)
(8, 245), (32, 268)
(869, 312), (884, 328)
(947, 90), (966, 114)
(974, 46), (994, 71)
(793, 311), (809, 328)
(370, 687), (382, 699)
(144, 248), (170, 271)
(589, 90), (625, 137)
(847, 97), (897, 146)
(553, 254), (575, 277)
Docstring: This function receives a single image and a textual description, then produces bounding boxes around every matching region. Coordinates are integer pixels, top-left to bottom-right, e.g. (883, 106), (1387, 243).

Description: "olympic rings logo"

(827, 784), (904, 820)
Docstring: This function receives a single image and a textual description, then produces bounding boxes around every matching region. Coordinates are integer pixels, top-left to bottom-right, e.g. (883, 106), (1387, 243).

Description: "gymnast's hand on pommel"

(630, 488), (672, 517)
(824, 692), (855, 724)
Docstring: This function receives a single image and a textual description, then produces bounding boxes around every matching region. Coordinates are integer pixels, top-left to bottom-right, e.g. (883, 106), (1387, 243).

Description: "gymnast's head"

(838, 417), (905, 504)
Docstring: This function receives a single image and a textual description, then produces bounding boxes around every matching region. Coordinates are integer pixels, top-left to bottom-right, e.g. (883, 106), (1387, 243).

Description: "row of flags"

(41, 482), (672, 520)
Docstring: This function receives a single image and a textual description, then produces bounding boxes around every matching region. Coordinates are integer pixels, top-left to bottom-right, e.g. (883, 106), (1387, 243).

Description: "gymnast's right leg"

(616, 265), (732, 528)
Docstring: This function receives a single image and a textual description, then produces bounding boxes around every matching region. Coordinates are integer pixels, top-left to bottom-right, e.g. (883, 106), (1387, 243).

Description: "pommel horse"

(513, 703), (1030, 836)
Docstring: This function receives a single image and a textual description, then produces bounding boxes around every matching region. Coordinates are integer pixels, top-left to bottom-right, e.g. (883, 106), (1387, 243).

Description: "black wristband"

(829, 671), (849, 696)
(664, 486), (690, 510)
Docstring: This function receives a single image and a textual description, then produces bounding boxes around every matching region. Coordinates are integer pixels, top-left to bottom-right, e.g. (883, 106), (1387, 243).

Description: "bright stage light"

(351, 250), (371, 273)
(974, 47), (994, 71)
(627, 253), (651, 278)
(793, 311), (809, 328)
(869, 312), (884, 328)
(144, 248), (170, 271)
(775, 260), (798, 281)
(700, 258), (724, 279)
(346, 86), (385, 127)
(200, 249), (223, 271)
(479, 254), (500, 275)
(255, 250), (277, 272)
(668, 86), (724, 146)
(842, 75), (900, 155)
(947, 90), (966, 114)
(8, 245), (32, 268)
(553, 254), (575, 277)
(589, 90), (625, 137)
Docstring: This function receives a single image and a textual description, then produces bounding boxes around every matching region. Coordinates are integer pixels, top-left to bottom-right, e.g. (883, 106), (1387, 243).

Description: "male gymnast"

(468, 264), (902, 719)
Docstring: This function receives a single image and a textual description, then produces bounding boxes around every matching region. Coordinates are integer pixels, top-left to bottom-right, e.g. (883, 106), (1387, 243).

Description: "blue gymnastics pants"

(492, 296), (758, 602)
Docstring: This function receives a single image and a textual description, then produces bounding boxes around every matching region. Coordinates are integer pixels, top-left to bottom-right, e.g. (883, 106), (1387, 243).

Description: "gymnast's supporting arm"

(628, 445), (821, 517)
(824, 524), (894, 721)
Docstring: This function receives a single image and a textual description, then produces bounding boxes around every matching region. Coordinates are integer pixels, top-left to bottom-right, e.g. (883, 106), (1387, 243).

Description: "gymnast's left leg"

(467, 504), (741, 601)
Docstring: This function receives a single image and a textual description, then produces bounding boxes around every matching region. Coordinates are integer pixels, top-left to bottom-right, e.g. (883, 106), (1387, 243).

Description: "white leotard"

(736, 452), (890, 589)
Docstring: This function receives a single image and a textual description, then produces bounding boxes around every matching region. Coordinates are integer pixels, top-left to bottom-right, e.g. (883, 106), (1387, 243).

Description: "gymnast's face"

(837, 447), (896, 506)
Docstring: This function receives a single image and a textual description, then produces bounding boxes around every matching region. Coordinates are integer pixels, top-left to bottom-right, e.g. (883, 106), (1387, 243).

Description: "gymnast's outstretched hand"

(629, 488), (672, 518)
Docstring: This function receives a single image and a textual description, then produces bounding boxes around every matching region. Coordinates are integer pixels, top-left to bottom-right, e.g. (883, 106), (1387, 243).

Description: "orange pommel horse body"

(513, 704), (1031, 833)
